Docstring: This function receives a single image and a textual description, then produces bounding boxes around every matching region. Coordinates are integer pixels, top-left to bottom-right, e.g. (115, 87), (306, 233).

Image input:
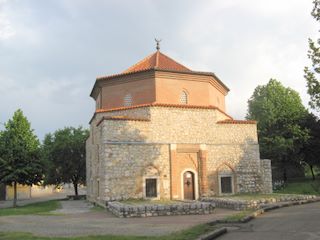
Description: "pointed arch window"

(217, 164), (235, 195)
(180, 91), (188, 104)
(124, 93), (133, 106)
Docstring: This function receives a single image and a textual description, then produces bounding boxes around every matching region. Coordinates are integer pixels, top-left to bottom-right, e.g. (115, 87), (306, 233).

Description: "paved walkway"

(218, 201), (320, 240)
(52, 200), (93, 214)
(0, 193), (67, 208)
(0, 200), (236, 237)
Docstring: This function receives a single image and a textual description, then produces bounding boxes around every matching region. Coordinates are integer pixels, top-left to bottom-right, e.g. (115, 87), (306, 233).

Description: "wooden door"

(183, 171), (195, 200)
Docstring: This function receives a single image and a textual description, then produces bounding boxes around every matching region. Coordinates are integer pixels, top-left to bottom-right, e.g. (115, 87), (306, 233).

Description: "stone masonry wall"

(260, 159), (272, 194)
(86, 106), (269, 202)
(206, 144), (262, 195)
(108, 201), (215, 218)
(97, 106), (258, 144)
(100, 143), (170, 201)
(87, 107), (152, 203)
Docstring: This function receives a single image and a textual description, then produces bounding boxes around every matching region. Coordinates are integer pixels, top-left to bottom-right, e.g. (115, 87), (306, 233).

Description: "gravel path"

(0, 200), (236, 237)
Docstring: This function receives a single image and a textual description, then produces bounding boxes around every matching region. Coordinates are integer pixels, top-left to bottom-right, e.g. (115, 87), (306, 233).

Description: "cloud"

(0, 1), (16, 40)
(168, 0), (317, 118)
(0, 0), (318, 139)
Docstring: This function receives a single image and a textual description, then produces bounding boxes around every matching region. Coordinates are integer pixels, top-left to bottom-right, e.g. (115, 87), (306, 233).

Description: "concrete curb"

(200, 197), (320, 240)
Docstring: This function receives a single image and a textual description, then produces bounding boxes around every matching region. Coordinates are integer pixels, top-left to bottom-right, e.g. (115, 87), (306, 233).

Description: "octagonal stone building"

(86, 48), (272, 205)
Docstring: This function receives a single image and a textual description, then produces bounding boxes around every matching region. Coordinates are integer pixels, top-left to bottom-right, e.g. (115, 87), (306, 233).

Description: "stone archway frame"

(142, 165), (161, 200)
(217, 162), (237, 195)
(170, 144), (208, 200)
(180, 168), (199, 200)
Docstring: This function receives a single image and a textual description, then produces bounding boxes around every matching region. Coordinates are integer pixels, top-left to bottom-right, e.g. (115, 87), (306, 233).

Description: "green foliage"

(0, 110), (44, 206)
(247, 79), (309, 180)
(300, 113), (320, 179)
(0, 200), (60, 216)
(42, 127), (89, 195)
(305, 0), (320, 111)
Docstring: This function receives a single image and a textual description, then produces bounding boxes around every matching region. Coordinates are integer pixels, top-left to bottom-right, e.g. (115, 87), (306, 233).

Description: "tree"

(300, 113), (320, 180)
(42, 127), (89, 196)
(247, 79), (309, 181)
(303, 0), (320, 180)
(305, 0), (320, 112)
(0, 109), (43, 207)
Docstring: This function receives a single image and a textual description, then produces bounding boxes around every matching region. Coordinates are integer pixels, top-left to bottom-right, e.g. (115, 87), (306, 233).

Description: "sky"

(0, 0), (318, 140)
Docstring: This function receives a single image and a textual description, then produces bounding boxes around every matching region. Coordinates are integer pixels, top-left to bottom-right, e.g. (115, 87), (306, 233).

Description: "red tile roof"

(122, 51), (191, 74)
(92, 51), (230, 97)
(217, 119), (256, 124)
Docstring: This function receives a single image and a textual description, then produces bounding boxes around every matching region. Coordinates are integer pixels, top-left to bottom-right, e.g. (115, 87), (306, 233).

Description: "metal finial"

(155, 38), (161, 51)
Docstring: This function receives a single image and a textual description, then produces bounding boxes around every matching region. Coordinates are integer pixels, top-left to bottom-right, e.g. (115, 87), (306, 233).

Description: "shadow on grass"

(0, 200), (61, 216)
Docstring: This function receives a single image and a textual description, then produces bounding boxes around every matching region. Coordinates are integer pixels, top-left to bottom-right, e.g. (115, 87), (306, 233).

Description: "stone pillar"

(199, 145), (208, 196)
(260, 159), (273, 193)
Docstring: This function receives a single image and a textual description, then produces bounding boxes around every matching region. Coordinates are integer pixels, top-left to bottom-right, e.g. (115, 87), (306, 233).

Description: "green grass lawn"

(0, 200), (61, 216)
(275, 179), (320, 195)
(217, 193), (287, 200)
(121, 199), (181, 205)
(0, 224), (216, 240)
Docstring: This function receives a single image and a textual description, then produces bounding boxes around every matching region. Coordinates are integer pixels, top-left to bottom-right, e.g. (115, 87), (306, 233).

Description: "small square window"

(145, 178), (157, 198)
(220, 176), (232, 194)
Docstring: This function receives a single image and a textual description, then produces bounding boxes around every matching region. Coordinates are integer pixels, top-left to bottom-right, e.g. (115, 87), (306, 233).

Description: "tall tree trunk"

(310, 164), (315, 181)
(13, 181), (17, 208)
(73, 181), (78, 196)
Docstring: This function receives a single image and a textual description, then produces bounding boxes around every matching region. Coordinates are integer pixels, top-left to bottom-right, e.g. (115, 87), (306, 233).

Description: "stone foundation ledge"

(201, 194), (318, 211)
(107, 201), (215, 218)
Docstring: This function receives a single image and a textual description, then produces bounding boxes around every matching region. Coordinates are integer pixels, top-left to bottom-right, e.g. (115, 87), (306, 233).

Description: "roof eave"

(90, 67), (230, 99)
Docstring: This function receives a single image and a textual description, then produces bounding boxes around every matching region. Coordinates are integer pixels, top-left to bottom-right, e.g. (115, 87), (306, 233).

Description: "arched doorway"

(183, 171), (195, 200)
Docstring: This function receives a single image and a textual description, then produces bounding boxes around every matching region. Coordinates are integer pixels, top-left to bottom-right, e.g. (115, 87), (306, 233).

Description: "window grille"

(180, 91), (188, 104)
(145, 178), (157, 198)
(124, 94), (133, 106)
(220, 176), (232, 194)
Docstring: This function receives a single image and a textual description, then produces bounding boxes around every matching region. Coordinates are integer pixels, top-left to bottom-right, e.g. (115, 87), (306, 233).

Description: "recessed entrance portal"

(183, 171), (195, 200)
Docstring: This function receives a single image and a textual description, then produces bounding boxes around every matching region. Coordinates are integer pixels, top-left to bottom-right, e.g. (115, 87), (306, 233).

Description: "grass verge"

(217, 193), (286, 200)
(120, 199), (180, 205)
(90, 205), (105, 212)
(222, 210), (253, 222)
(0, 200), (61, 216)
(0, 224), (216, 240)
(275, 179), (320, 195)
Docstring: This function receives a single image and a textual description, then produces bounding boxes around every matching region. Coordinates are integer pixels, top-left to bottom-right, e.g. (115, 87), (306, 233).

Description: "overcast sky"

(0, 0), (318, 140)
